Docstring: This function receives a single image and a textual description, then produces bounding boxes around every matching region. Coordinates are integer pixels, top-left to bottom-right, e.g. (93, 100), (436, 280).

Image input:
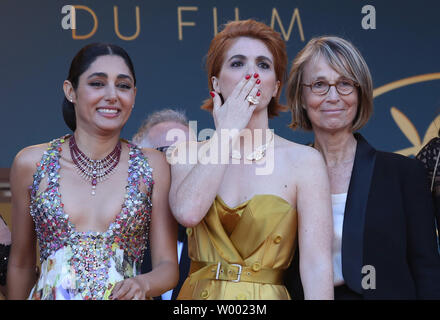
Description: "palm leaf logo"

(373, 73), (440, 156)
(392, 107), (440, 156)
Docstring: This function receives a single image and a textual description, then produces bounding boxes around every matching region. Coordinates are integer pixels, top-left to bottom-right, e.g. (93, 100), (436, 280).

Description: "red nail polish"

(256, 91), (261, 96)
(254, 73), (259, 78)
(210, 91), (215, 98)
(256, 79), (261, 84)
(245, 74), (251, 80)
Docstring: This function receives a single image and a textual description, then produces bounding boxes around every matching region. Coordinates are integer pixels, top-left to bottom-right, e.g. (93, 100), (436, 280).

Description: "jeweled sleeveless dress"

(28, 136), (153, 300)
(177, 194), (297, 300)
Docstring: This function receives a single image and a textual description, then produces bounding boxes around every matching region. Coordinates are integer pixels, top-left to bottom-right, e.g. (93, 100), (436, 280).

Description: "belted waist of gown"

(188, 261), (285, 285)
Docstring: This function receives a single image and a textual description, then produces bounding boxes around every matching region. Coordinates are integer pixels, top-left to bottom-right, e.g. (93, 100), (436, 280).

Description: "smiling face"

(302, 55), (358, 133)
(212, 37), (280, 111)
(65, 55), (136, 134)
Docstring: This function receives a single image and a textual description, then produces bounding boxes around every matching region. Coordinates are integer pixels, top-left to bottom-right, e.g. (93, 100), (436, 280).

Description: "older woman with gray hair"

(286, 36), (440, 299)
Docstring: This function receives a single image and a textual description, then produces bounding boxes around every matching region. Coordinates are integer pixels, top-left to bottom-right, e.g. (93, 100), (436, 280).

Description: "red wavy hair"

(201, 19), (288, 118)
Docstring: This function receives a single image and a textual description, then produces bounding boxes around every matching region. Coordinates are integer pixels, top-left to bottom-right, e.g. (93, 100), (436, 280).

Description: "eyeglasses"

(155, 146), (170, 153)
(156, 145), (178, 157)
(302, 79), (359, 96)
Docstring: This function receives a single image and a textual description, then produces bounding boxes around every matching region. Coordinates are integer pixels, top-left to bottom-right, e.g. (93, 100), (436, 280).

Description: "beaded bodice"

(417, 137), (440, 197)
(29, 136), (153, 300)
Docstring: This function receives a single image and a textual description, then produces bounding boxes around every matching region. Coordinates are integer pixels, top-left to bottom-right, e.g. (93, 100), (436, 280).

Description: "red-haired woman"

(169, 20), (334, 300)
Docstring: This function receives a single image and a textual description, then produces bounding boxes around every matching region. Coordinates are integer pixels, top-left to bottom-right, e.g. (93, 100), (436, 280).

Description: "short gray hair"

(132, 108), (189, 146)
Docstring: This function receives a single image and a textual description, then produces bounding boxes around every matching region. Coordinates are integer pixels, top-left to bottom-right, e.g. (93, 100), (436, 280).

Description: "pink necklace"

(69, 135), (122, 195)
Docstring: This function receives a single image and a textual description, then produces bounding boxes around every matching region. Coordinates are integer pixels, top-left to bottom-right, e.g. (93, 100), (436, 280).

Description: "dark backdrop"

(1, 0), (439, 167)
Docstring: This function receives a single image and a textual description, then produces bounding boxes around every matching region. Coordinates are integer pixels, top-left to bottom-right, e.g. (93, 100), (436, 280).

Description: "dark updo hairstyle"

(62, 43), (136, 131)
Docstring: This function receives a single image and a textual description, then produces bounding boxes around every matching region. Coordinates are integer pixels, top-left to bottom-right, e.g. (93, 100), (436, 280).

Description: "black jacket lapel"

(171, 225), (190, 300)
(342, 133), (376, 294)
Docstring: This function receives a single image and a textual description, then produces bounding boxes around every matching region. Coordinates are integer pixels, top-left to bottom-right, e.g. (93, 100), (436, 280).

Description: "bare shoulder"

(276, 135), (325, 168)
(276, 137), (329, 198)
(12, 143), (49, 172)
(10, 142), (50, 188)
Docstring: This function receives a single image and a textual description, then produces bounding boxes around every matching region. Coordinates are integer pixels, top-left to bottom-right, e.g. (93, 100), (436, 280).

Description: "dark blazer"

(287, 133), (440, 299)
(141, 224), (190, 300)
(171, 232), (190, 300)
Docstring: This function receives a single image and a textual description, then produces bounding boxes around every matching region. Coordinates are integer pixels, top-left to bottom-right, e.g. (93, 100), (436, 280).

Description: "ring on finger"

(246, 95), (259, 105)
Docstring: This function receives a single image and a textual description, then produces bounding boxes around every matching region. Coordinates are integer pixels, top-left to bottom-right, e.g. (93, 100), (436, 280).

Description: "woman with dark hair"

(416, 130), (440, 245)
(7, 43), (178, 300)
(286, 36), (440, 299)
(169, 20), (334, 300)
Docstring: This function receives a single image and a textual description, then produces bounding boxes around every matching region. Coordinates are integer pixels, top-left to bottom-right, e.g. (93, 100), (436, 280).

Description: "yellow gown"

(177, 194), (298, 300)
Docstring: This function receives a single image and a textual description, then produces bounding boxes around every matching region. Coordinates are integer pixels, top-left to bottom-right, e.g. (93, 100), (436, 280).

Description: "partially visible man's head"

(132, 109), (195, 149)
